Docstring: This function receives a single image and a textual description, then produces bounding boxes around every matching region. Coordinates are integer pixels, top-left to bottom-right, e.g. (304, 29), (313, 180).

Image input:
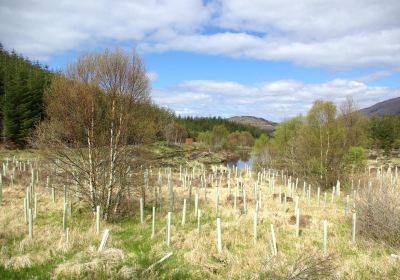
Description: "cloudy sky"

(1, 0), (399, 121)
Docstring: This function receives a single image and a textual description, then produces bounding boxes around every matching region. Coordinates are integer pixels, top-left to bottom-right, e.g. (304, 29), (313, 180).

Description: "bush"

(344, 146), (366, 172)
(258, 252), (336, 280)
(286, 253), (336, 280)
(357, 180), (400, 248)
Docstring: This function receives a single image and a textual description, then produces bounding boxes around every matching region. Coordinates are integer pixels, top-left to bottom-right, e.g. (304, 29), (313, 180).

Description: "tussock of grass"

(54, 247), (131, 278)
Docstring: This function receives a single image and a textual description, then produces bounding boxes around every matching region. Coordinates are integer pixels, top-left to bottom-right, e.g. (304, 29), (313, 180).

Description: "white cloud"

(216, 0), (400, 39)
(0, 0), (212, 59)
(147, 71), (158, 82)
(1, 0), (399, 69)
(152, 79), (400, 121)
(355, 70), (393, 82)
(141, 29), (400, 69)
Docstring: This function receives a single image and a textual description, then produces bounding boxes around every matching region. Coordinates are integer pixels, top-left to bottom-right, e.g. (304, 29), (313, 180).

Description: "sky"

(1, 0), (399, 122)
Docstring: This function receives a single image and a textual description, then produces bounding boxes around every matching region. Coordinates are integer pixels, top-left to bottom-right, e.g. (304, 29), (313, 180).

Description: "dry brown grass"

(1, 160), (400, 279)
(357, 175), (400, 248)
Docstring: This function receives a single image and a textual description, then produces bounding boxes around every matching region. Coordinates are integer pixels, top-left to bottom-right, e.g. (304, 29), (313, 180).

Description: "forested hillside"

(0, 43), (51, 147)
(176, 116), (266, 138)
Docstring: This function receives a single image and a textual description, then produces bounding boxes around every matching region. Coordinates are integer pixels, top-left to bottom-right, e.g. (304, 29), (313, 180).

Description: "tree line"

(253, 98), (400, 189)
(0, 43), (51, 147)
(0, 43), (267, 149)
(197, 125), (255, 149)
(176, 116), (266, 138)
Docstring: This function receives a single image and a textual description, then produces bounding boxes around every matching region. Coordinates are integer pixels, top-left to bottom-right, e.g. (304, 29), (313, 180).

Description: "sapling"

(34, 193), (38, 220)
(98, 229), (110, 251)
(352, 213), (357, 243)
(140, 197), (144, 224)
(28, 208), (33, 239)
(270, 224), (277, 256)
(197, 209), (202, 234)
(217, 217), (222, 252)
(151, 206), (156, 238)
(63, 202), (68, 232)
(194, 193), (199, 217)
(253, 211), (258, 244)
(166, 212), (172, 246)
(182, 199), (187, 226)
(96, 205), (101, 235)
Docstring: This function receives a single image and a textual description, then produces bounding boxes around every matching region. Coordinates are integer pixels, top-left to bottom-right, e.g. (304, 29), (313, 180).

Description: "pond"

(226, 152), (255, 169)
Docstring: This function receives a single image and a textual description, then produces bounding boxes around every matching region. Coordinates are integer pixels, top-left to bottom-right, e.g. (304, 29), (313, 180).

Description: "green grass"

(0, 252), (77, 280)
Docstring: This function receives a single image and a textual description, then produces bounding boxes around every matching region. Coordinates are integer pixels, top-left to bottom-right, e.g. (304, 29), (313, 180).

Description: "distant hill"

(360, 97), (400, 117)
(228, 116), (277, 133)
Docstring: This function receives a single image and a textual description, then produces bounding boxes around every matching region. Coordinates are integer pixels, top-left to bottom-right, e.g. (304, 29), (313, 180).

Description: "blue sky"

(1, 0), (399, 121)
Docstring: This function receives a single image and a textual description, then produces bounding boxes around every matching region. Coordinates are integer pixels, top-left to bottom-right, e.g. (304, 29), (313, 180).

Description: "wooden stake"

(151, 206), (156, 238)
(270, 224), (277, 256)
(182, 199), (187, 226)
(166, 212), (172, 246)
(98, 229), (110, 251)
(66, 227), (69, 244)
(295, 208), (300, 237)
(197, 209), (202, 234)
(143, 252), (173, 274)
(96, 205), (100, 235)
(140, 197), (144, 224)
(194, 193), (199, 217)
(217, 217), (222, 252)
(63, 202), (68, 232)
(323, 220), (328, 254)
(352, 212), (357, 243)
(253, 211), (258, 244)
(52, 186), (55, 203)
(28, 208), (33, 239)
(34, 193), (38, 220)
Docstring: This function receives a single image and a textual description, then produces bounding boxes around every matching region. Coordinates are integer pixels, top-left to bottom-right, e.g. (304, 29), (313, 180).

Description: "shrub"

(357, 180), (400, 248)
(258, 252), (336, 280)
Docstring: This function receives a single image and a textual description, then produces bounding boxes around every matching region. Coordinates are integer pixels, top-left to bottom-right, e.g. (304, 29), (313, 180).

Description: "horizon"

(1, 0), (399, 122)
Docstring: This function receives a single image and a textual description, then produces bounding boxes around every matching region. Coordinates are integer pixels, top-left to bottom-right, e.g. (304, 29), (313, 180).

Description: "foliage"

(211, 125), (229, 147)
(369, 115), (400, 156)
(343, 146), (366, 172)
(256, 100), (368, 188)
(34, 49), (160, 220)
(254, 134), (270, 152)
(0, 43), (51, 147)
(164, 122), (187, 144)
(176, 116), (266, 138)
(197, 125), (256, 150)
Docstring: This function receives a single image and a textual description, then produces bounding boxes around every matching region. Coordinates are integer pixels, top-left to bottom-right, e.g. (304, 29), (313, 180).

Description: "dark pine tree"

(0, 43), (51, 147)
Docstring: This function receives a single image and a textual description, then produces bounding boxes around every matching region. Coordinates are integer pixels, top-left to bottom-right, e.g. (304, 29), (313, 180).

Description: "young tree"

(240, 131), (255, 147)
(211, 125), (229, 147)
(339, 96), (368, 148)
(272, 116), (304, 175)
(303, 100), (344, 188)
(164, 122), (187, 144)
(35, 49), (151, 220)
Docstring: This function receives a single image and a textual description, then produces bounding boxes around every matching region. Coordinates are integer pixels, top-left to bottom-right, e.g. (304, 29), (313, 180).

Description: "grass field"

(0, 155), (400, 279)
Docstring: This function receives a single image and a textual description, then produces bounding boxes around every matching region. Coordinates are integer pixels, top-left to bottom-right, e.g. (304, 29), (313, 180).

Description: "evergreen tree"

(0, 43), (51, 147)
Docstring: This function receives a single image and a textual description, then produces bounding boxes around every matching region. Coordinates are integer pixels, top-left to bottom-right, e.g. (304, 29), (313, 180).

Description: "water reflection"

(226, 152), (254, 170)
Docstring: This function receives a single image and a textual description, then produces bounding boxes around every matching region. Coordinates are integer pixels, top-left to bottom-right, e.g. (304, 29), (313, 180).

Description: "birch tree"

(35, 49), (151, 220)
